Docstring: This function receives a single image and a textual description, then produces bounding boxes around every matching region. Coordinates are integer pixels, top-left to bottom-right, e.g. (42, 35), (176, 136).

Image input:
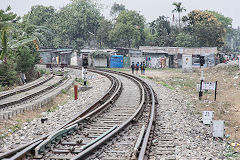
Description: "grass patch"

(168, 77), (196, 90)
(26, 118), (32, 123)
(75, 78), (89, 85)
(9, 122), (21, 133)
(46, 105), (58, 113)
(61, 89), (67, 94)
(146, 68), (180, 72)
(138, 75), (147, 79)
(156, 80), (175, 90)
(37, 68), (50, 75)
(104, 68), (130, 72)
(224, 146), (239, 158)
(0, 133), (8, 140)
(0, 85), (4, 92)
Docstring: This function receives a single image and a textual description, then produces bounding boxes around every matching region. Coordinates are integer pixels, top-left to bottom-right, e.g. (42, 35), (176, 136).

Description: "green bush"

(0, 60), (18, 86)
(90, 51), (109, 58)
(0, 85), (3, 92)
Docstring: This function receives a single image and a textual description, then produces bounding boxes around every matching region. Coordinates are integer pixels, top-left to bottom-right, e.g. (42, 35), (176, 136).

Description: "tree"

(50, 0), (101, 50)
(110, 2), (126, 18)
(172, 2), (186, 30)
(149, 16), (177, 46)
(23, 5), (55, 26)
(207, 11), (232, 30)
(96, 18), (113, 48)
(0, 6), (48, 86)
(174, 32), (194, 47)
(183, 10), (226, 48)
(144, 26), (155, 46)
(109, 10), (145, 48)
(0, 6), (18, 61)
(21, 5), (55, 47)
(226, 27), (240, 52)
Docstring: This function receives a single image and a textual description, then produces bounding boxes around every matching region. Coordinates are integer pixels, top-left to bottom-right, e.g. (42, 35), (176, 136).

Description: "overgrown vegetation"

(0, 6), (49, 88)
(61, 89), (67, 94)
(90, 51), (109, 58)
(36, 68), (49, 76)
(156, 80), (175, 90)
(75, 78), (89, 85)
(46, 105), (58, 113)
(224, 145), (239, 158)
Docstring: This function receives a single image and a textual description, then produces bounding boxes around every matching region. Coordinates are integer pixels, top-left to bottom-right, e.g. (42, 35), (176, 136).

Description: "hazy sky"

(1, 0), (239, 28)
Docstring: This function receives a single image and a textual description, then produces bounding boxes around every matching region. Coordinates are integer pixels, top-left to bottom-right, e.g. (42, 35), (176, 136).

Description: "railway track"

(148, 106), (176, 160)
(0, 75), (68, 110)
(0, 68), (157, 160)
(0, 75), (53, 101)
(0, 68), (120, 159)
(79, 69), (157, 160)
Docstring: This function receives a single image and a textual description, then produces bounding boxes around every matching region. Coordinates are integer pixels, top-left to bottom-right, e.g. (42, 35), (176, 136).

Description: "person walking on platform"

(140, 62), (143, 74)
(136, 62), (139, 74)
(131, 62), (135, 74)
(142, 61), (146, 75)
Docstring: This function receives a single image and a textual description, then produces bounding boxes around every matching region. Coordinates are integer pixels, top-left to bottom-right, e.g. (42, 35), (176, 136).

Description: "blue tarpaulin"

(110, 55), (123, 68)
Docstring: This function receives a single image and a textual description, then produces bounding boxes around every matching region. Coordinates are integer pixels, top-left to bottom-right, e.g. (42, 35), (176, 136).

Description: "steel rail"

(0, 75), (69, 109)
(1, 68), (157, 160)
(0, 68), (119, 159)
(0, 75), (53, 101)
(72, 69), (149, 160)
(98, 69), (157, 160)
(138, 85), (156, 160)
(33, 75), (122, 157)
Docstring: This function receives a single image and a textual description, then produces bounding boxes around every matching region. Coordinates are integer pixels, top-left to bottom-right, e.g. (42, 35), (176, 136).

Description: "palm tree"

(172, 2), (186, 30)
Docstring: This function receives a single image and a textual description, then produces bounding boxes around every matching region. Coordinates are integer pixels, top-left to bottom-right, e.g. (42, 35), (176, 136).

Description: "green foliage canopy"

(149, 16), (177, 47)
(109, 10), (145, 48)
(174, 32), (194, 47)
(50, 0), (101, 50)
(110, 2), (126, 17)
(183, 10), (226, 48)
(90, 51), (109, 58)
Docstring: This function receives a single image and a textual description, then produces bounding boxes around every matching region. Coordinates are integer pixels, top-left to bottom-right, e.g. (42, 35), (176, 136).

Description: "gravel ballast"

(0, 71), (111, 153)
(143, 77), (226, 159)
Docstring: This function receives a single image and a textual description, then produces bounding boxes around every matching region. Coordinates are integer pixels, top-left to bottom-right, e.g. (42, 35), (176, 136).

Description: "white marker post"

(199, 70), (204, 100)
(238, 55), (240, 69)
(212, 120), (224, 138)
(202, 111), (214, 125)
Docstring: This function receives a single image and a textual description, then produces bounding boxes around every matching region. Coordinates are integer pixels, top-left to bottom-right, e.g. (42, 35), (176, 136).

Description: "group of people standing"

(131, 61), (146, 75)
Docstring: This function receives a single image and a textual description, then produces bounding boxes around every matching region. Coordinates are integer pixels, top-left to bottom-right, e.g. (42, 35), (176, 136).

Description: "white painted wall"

(70, 51), (78, 66)
(93, 58), (107, 67)
(182, 54), (192, 72)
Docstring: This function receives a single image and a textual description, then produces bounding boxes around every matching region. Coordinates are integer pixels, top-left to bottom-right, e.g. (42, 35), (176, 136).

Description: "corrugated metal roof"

(80, 49), (116, 53)
(141, 49), (167, 54)
(39, 48), (73, 54)
(139, 46), (218, 55)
